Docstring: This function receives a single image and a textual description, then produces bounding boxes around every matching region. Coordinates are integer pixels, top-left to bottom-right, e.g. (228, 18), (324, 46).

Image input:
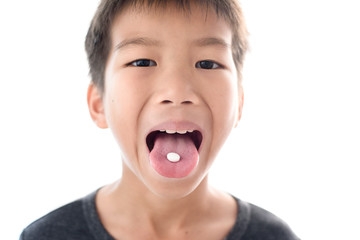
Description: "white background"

(1, 0), (359, 239)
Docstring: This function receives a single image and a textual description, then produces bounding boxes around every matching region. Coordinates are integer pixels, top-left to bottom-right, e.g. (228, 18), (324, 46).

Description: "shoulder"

(243, 201), (300, 240)
(20, 196), (94, 240)
(227, 198), (300, 240)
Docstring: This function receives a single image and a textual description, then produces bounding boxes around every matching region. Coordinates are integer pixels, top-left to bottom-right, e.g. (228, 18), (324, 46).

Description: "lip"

(145, 121), (204, 153)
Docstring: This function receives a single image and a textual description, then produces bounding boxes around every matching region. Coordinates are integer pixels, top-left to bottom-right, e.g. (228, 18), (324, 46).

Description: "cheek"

(206, 75), (239, 143)
(105, 71), (150, 120)
(103, 73), (150, 157)
(209, 78), (238, 123)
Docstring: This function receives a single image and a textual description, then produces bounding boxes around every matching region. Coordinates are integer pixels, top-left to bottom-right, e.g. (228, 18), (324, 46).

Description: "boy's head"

(85, 0), (248, 94)
(86, 0), (248, 198)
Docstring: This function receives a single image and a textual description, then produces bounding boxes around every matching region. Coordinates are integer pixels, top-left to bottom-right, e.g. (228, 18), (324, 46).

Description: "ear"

(87, 84), (108, 129)
(234, 86), (244, 128)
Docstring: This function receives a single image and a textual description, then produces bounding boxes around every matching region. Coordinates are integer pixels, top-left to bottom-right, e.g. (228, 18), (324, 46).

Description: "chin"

(141, 166), (210, 200)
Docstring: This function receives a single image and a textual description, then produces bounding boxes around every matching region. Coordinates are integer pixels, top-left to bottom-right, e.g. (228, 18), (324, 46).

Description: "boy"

(21, 0), (299, 239)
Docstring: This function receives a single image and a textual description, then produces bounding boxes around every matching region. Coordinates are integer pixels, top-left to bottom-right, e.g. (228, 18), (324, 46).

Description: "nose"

(154, 67), (199, 106)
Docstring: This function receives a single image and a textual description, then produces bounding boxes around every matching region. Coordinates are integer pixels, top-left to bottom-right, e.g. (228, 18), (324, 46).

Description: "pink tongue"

(149, 133), (198, 178)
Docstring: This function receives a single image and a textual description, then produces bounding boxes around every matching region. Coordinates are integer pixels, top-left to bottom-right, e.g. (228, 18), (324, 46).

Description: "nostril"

(160, 99), (193, 105)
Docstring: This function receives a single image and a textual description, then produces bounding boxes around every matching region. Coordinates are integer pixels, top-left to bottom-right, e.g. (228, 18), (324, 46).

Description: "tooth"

(159, 130), (166, 132)
(187, 130), (194, 133)
(177, 130), (187, 134)
(166, 130), (176, 134)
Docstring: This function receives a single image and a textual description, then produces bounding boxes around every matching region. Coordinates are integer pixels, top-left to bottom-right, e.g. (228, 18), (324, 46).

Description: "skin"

(87, 3), (244, 239)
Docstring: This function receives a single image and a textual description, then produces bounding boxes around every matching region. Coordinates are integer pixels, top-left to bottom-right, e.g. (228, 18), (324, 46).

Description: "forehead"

(110, 2), (232, 49)
(116, 0), (229, 23)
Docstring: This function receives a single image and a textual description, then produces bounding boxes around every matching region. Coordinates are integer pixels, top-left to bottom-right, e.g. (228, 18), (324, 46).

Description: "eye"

(195, 60), (222, 69)
(128, 59), (157, 67)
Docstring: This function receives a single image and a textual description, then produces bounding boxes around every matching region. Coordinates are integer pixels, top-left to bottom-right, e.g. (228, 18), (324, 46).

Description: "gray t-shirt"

(20, 191), (299, 240)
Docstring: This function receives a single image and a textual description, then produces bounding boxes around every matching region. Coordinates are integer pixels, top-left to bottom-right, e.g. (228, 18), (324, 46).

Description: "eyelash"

(127, 59), (157, 67)
(195, 60), (222, 69)
(127, 59), (223, 69)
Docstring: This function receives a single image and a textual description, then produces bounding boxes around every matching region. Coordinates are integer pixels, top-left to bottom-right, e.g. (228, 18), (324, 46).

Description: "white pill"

(167, 152), (181, 162)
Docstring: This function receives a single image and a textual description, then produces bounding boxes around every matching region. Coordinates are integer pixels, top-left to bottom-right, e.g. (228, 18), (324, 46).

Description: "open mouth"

(147, 128), (203, 178)
(146, 130), (203, 152)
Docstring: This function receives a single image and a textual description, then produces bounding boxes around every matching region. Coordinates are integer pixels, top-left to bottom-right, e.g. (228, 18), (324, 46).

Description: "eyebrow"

(194, 37), (231, 49)
(114, 37), (161, 51)
(114, 36), (230, 52)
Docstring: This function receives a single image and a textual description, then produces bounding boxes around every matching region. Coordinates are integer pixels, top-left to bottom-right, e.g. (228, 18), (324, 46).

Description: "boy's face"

(89, 3), (243, 198)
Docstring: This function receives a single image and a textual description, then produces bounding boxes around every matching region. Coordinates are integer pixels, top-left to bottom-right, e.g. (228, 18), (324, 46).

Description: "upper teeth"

(159, 130), (194, 134)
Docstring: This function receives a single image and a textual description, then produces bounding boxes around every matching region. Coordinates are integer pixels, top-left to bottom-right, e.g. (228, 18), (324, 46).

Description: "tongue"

(149, 133), (199, 178)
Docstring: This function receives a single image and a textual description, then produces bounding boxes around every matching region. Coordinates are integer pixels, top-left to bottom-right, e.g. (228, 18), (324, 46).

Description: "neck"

(99, 164), (214, 230)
